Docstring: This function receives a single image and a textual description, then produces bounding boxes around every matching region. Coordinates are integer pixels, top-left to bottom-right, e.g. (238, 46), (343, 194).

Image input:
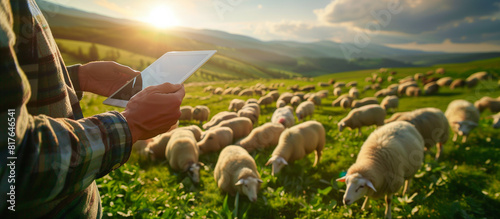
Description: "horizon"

(43, 0), (500, 53)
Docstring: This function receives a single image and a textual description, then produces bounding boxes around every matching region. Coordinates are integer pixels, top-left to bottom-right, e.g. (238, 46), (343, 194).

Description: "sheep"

(214, 146), (262, 202)
(450, 79), (465, 89)
(222, 87), (233, 95)
(231, 87), (242, 95)
(371, 83), (381, 90)
(363, 85), (372, 93)
(365, 77), (373, 83)
(445, 100), (480, 143)
(405, 86), (421, 97)
(276, 99), (286, 108)
(338, 104), (386, 136)
(349, 87), (360, 99)
(435, 68), (445, 74)
(238, 122), (285, 152)
(197, 127), (233, 154)
(254, 89), (266, 96)
(300, 85), (316, 92)
(179, 106), (193, 121)
(228, 99), (245, 112)
(266, 121), (325, 176)
(474, 96), (500, 113)
(437, 77), (453, 87)
(296, 101), (315, 121)
(211, 117), (253, 141)
(257, 95), (273, 108)
(193, 105), (210, 125)
(328, 78), (336, 85)
(414, 73), (424, 81)
(165, 129), (202, 183)
(316, 90), (329, 98)
(213, 87), (224, 95)
(332, 94), (353, 107)
(267, 90), (280, 101)
(239, 89), (254, 96)
(465, 77), (479, 88)
(468, 71), (491, 81)
(398, 76), (414, 84)
(238, 103), (260, 125)
(307, 94), (322, 108)
(490, 113), (500, 129)
(380, 95), (399, 112)
(333, 87), (342, 96)
(384, 108), (449, 160)
(290, 96), (302, 108)
(397, 81), (418, 95)
(424, 82), (439, 95)
(293, 92), (305, 100)
(346, 81), (358, 87)
(277, 92), (294, 104)
(318, 82), (329, 87)
(203, 86), (214, 93)
(337, 121), (424, 219)
(271, 106), (295, 128)
(387, 76), (394, 82)
(203, 111), (238, 130)
(351, 97), (379, 109)
(246, 98), (258, 105)
(334, 82), (346, 88)
(340, 98), (352, 110)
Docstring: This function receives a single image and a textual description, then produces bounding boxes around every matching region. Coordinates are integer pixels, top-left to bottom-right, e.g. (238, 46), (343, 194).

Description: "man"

(0, 0), (184, 217)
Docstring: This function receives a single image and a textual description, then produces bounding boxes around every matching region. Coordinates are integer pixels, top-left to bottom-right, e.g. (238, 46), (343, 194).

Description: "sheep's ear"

(278, 157), (288, 165)
(336, 176), (346, 182)
(235, 179), (245, 186)
(366, 180), (377, 192)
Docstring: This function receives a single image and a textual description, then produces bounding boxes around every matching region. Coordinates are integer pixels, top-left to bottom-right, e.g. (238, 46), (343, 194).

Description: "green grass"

(76, 57), (500, 218)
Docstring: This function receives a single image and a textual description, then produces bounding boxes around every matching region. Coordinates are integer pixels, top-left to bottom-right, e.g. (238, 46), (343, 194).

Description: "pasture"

(78, 57), (500, 218)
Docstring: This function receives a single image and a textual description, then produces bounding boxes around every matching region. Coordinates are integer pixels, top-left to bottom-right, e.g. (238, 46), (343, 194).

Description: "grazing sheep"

(351, 97), (379, 109)
(318, 82), (329, 87)
(329, 78), (336, 85)
(450, 79), (465, 89)
(445, 100), (480, 143)
(203, 111), (238, 130)
(436, 68), (445, 74)
(349, 87), (360, 99)
(474, 96), (500, 113)
(290, 96), (302, 108)
(307, 94), (322, 107)
(384, 108), (449, 160)
(278, 92), (294, 104)
(238, 103), (260, 125)
(204, 86), (214, 93)
(296, 101), (315, 121)
(222, 87), (233, 95)
(239, 89), (254, 96)
(365, 77), (373, 83)
(228, 99), (245, 112)
(380, 95), (399, 112)
(468, 71), (491, 81)
(346, 81), (358, 87)
(332, 94), (353, 107)
(193, 105), (210, 125)
(490, 113), (500, 129)
(398, 76), (414, 84)
(338, 104), (386, 136)
(271, 106), (295, 128)
(246, 98), (258, 105)
(316, 90), (329, 98)
(424, 82), (439, 95)
(293, 92), (305, 100)
(337, 121), (424, 219)
(397, 81), (418, 95)
(257, 95), (273, 108)
(165, 129), (202, 183)
(300, 85), (316, 92)
(266, 121), (325, 175)
(231, 87), (242, 95)
(238, 122), (285, 152)
(180, 125), (204, 141)
(437, 77), (453, 87)
(405, 86), (421, 97)
(254, 89), (265, 96)
(211, 117), (253, 141)
(371, 83), (381, 90)
(363, 85), (372, 93)
(267, 91), (280, 101)
(197, 127), (233, 154)
(374, 88), (397, 98)
(414, 73), (424, 81)
(214, 146), (262, 202)
(213, 87), (224, 95)
(465, 77), (479, 88)
(334, 82), (346, 88)
(276, 99), (286, 108)
(340, 98), (352, 110)
(333, 87), (342, 96)
(179, 106), (193, 121)
(387, 76), (394, 82)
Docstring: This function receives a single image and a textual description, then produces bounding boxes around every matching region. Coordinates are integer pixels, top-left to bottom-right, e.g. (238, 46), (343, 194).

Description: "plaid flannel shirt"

(0, 0), (132, 218)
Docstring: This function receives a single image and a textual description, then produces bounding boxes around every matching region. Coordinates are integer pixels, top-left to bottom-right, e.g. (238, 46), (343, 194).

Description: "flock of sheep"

(132, 68), (499, 218)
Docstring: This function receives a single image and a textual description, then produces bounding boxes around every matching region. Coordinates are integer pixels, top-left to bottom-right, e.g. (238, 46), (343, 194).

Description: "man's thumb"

(149, 83), (183, 94)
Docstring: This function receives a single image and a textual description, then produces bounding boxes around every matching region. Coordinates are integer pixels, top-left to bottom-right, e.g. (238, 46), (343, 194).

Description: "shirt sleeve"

(67, 64), (83, 100)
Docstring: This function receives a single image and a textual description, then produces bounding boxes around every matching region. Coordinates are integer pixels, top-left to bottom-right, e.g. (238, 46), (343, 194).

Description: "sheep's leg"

(462, 135), (467, 143)
(385, 194), (393, 219)
(357, 128), (362, 137)
(452, 133), (458, 142)
(435, 142), (443, 161)
(313, 149), (322, 167)
(361, 197), (369, 210)
(403, 179), (411, 196)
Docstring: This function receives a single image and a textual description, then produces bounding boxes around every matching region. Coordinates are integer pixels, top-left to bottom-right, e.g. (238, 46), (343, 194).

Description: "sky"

(45, 0), (500, 53)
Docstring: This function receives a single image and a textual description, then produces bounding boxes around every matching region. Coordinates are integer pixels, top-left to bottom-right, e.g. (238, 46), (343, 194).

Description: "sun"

(145, 6), (180, 28)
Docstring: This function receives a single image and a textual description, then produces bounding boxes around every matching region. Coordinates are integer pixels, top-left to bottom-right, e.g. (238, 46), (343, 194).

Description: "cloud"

(251, 20), (353, 42)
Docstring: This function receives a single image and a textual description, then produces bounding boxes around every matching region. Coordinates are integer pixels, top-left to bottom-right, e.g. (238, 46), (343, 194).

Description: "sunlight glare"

(145, 6), (180, 28)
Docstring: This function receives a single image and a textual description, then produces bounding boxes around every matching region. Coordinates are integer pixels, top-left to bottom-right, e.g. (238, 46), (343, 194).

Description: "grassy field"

(77, 57), (500, 218)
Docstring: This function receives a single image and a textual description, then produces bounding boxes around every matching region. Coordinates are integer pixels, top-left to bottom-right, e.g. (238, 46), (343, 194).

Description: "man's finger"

(115, 62), (140, 76)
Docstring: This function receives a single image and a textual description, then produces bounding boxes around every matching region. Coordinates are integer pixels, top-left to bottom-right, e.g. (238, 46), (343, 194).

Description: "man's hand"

(121, 83), (185, 143)
(79, 61), (140, 97)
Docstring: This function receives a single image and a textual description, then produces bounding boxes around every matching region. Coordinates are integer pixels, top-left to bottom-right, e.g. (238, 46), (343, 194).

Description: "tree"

(88, 43), (99, 61)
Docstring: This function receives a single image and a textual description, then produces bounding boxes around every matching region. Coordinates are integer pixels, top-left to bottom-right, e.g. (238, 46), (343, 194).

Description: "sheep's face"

(454, 121), (478, 136)
(336, 173), (377, 206)
(187, 163), (201, 184)
(235, 177), (263, 202)
(265, 156), (288, 176)
(338, 122), (346, 132)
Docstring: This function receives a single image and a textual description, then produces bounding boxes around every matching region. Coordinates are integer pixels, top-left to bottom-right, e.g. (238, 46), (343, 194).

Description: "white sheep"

(424, 82), (439, 95)
(397, 81), (418, 95)
(296, 101), (315, 121)
(145, 125), (202, 161)
(197, 127), (233, 154)
(228, 99), (245, 112)
(202, 111), (238, 130)
(334, 82), (346, 88)
(316, 90), (329, 98)
(267, 91), (280, 101)
(277, 92), (294, 104)
(246, 98), (258, 105)
(351, 97), (379, 109)
(257, 95), (273, 108)
(165, 129), (202, 184)
(238, 122), (285, 152)
(333, 87), (342, 96)
(474, 96), (500, 113)
(436, 77), (453, 87)
(238, 103), (260, 125)
(349, 87), (359, 99)
(380, 95), (399, 112)
(276, 99), (286, 108)
(337, 121), (424, 219)
(405, 86), (421, 97)
(290, 96), (302, 108)
(266, 121), (325, 176)
(332, 94), (353, 107)
(307, 94), (322, 108)
(193, 105), (210, 125)
(179, 106), (193, 121)
(211, 117), (253, 141)
(445, 100), (480, 143)
(214, 145), (262, 202)
(271, 106), (295, 128)
(384, 107), (449, 160)
(239, 88), (254, 96)
(338, 104), (386, 136)
(340, 98), (352, 110)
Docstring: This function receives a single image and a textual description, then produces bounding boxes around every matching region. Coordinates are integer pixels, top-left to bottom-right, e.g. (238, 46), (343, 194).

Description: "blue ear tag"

(340, 171), (347, 178)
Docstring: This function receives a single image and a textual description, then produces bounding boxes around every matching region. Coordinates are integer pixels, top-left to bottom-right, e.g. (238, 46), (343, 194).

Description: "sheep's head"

(338, 121), (346, 132)
(453, 120), (478, 136)
(493, 116), (500, 129)
(187, 162), (203, 184)
(235, 177), (263, 202)
(336, 173), (377, 206)
(265, 156), (288, 176)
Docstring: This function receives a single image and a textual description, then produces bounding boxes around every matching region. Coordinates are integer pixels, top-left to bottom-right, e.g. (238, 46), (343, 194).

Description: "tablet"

(103, 50), (216, 107)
